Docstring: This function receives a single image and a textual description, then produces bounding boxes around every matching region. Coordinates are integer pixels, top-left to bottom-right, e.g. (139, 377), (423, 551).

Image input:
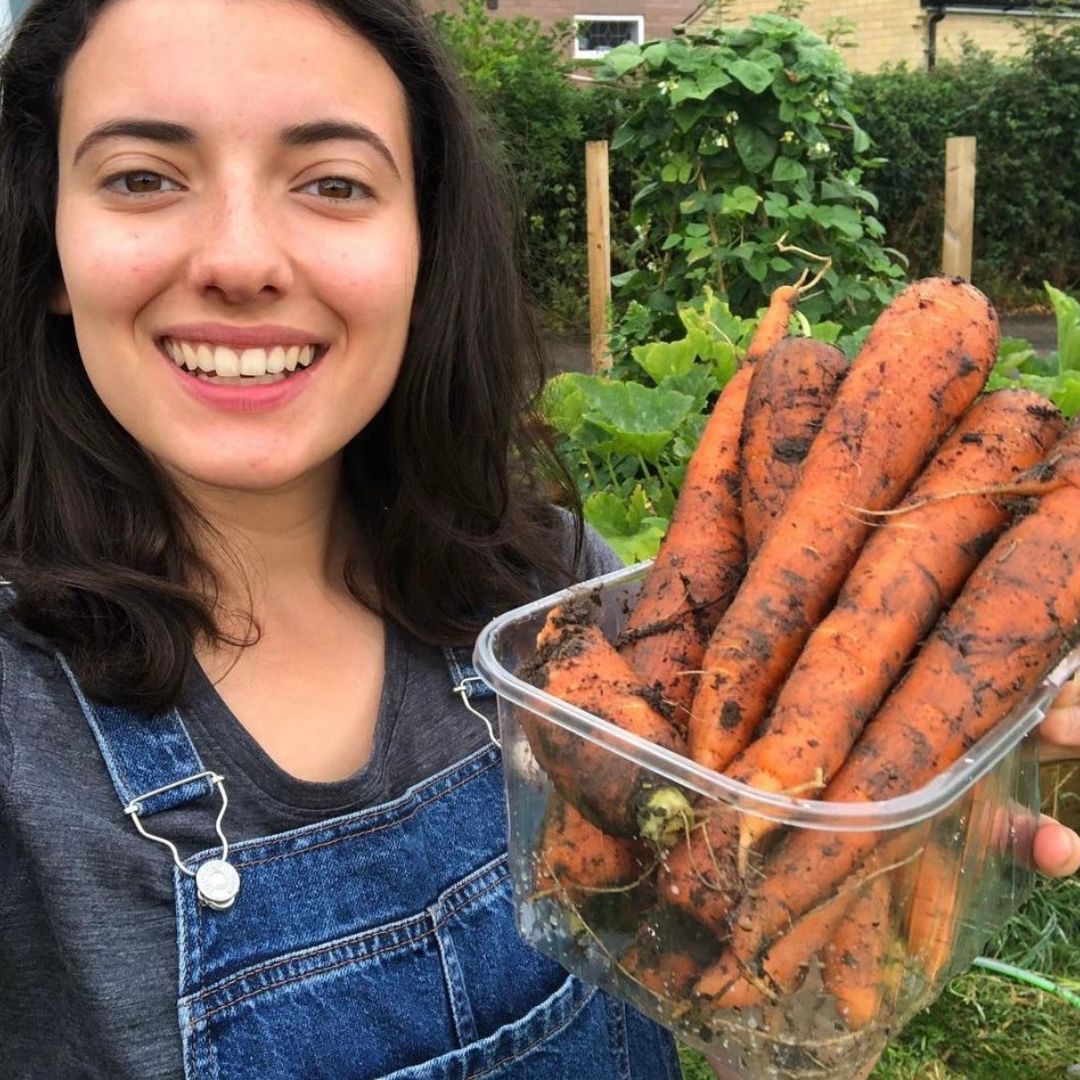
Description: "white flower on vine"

(809, 140), (831, 158)
(657, 79), (678, 95)
(724, 110), (739, 125)
(713, 133), (729, 149)
(781, 130), (795, 144)
(646, 259), (658, 271)
(813, 91), (830, 108)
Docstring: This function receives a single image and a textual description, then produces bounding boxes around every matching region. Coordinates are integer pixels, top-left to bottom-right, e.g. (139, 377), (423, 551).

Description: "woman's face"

(54, 0), (421, 497)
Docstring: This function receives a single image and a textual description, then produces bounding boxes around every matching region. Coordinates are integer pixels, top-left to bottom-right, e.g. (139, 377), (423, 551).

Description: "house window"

(574, 15), (644, 59)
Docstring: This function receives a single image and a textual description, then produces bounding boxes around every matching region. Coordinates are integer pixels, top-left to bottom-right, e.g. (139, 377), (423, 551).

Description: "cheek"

(57, 211), (177, 316)
(317, 224), (420, 323)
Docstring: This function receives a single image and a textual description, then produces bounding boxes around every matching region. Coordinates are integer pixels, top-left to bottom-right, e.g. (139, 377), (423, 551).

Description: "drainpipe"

(926, 4), (947, 72)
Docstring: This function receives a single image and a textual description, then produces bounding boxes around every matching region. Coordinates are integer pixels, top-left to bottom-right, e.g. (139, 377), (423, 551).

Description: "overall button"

(196, 859), (240, 911)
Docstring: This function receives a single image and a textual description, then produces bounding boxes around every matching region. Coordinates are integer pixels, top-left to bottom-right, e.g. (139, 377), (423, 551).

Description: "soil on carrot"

(676, 871), (1080, 1079)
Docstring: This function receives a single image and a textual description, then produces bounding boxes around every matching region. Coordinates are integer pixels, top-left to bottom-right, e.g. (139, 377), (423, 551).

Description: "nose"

(187, 182), (293, 304)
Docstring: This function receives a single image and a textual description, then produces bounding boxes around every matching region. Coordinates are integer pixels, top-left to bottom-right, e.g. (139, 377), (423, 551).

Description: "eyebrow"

(74, 119), (195, 163)
(74, 117), (401, 177)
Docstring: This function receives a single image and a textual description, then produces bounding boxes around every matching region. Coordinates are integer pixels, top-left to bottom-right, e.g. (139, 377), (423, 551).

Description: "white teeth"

(239, 348), (267, 376)
(180, 342), (199, 371)
(164, 338), (320, 379)
(213, 346), (241, 378)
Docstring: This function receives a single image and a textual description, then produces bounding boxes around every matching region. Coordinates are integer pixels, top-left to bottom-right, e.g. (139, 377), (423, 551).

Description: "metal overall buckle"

(124, 771), (240, 911)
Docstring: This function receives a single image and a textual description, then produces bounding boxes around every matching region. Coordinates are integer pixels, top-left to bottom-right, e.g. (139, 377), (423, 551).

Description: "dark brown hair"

(0, 0), (581, 709)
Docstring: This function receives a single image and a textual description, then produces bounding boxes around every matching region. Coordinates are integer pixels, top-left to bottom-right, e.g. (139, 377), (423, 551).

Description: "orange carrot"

(687, 276), (999, 774)
(903, 838), (961, 985)
(745, 284), (801, 363)
(822, 874), (896, 1030)
(730, 390), (1061, 826)
(619, 905), (722, 1002)
(523, 596), (691, 841)
(729, 419), (1080, 971)
(740, 336), (848, 556)
(533, 794), (653, 904)
(658, 390), (1058, 930)
(618, 366), (753, 732)
(694, 888), (857, 1008)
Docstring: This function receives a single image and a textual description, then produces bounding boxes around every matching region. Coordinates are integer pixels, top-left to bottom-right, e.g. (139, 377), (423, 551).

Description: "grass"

(677, 781), (1080, 1079)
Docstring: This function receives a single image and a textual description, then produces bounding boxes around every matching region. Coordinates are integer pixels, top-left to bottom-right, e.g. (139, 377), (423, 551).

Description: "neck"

(178, 458), (359, 626)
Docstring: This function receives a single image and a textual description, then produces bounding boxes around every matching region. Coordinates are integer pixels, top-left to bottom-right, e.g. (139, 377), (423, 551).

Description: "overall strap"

(444, 645), (495, 702)
(56, 653), (216, 817)
(444, 645), (499, 746)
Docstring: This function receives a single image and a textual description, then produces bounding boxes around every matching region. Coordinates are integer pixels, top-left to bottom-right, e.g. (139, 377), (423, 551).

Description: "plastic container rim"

(474, 560), (1080, 833)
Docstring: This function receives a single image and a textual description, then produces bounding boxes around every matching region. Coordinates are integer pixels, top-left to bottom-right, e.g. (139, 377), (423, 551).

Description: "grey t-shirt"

(0, 525), (621, 1079)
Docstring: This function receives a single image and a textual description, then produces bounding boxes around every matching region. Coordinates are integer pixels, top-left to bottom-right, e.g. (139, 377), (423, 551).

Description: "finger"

(1038, 678), (1080, 762)
(1032, 816), (1080, 877)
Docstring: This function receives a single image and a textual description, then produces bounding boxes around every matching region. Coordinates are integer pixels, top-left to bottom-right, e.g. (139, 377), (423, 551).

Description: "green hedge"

(430, 1), (630, 330)
(849, 22), (1080, 304)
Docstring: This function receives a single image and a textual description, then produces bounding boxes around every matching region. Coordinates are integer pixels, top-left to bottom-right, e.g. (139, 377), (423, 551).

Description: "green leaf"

(602, 44), (644, 77)
(733, 123), (777, 174)
(684, 222), (710, 238)
(583, 491), (668, 565)
(642, 41), (669, 68)
(1045, 282), (1080, 373)
(631, 337), (697, 382)
(539, 372), (590, 436)
(577, 380), (696, 462)
(656, 366), (718, 411)
(721, 185), (761, 216)
(729, 58), (773, 95)
(772, 156), (807, 183)
(610, 124), (636, 152)
(660, 162), (679, 183)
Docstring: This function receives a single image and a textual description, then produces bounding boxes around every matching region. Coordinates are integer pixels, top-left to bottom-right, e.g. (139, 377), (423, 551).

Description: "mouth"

(158, 337), (327, 385)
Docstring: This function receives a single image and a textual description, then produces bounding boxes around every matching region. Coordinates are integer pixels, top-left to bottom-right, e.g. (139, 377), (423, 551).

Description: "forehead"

(59, 0), (411, 154)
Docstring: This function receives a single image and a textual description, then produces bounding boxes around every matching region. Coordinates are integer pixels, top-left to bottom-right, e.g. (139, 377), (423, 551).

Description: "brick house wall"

(423, 0), (700, 51)
(687, 1), (1036, 71)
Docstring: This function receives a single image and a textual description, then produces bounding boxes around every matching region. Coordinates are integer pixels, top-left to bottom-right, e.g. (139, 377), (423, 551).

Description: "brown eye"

(315, 177), (360, 200)
(104, 171), (181, 196)
(124, 171), (163, 193)
(306, 177), (368, 201)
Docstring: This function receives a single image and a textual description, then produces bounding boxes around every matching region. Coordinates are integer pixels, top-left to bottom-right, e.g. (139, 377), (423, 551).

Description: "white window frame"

(573, 14), (645, 60)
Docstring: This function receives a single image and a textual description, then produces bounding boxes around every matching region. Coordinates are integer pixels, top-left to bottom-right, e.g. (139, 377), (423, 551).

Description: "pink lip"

(161, 347), (321, 413)
(158, 323), (325, 349)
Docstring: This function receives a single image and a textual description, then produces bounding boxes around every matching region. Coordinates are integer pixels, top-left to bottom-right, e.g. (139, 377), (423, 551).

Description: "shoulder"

(0, 607), (75, 787)
(543, 506), (623, 593)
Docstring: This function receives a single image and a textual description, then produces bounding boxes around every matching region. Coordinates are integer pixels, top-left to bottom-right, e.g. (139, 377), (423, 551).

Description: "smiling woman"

(0, 1), (681, 1078)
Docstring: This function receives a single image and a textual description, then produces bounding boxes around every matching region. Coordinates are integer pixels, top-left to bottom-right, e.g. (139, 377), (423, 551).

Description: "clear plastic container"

(473, 562), (1080, 1080)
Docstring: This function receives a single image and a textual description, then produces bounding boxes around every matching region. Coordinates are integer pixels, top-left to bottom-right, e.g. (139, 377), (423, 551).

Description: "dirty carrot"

(903, 837), (962, 985)
(660, 391), (1058, 932)
(619, 905), (722, 1001)
(619, 366), (752, 732)
(659, 372), (1042, 941)
(687, 276), (1000, 774)
(533, 794), (653, 904)
(745, 284), (801, 364)
(730, 389), (1061, 836)
(740, 336), (848, 556)
(523, 595), (692, 842)
(822, 874), (896, 1030)
(729, 419), (1080, 970)
(694, 888), (857, 1009)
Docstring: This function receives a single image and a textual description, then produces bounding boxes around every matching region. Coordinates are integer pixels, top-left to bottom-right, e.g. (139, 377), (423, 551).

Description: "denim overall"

(60, 649), (680, 1080)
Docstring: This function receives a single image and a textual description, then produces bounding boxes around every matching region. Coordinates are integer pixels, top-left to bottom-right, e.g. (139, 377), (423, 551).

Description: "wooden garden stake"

(586, 140), (612, 372)
(942, 136), (976, 280)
